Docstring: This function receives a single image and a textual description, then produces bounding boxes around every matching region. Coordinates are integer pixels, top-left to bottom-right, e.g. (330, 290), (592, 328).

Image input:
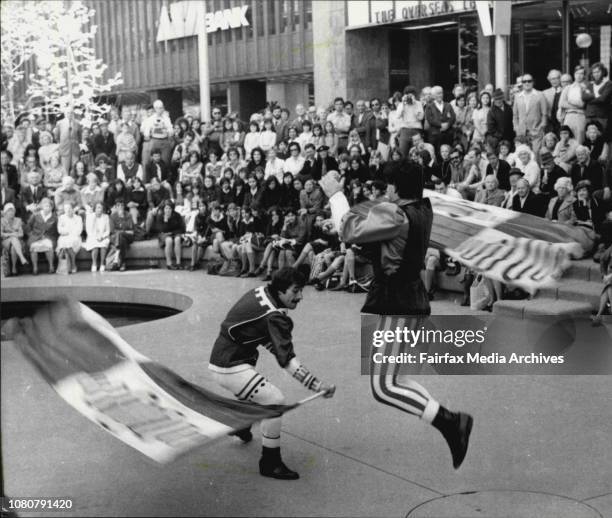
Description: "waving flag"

(426, 191), (585, 294)
(12, 298), (314, 464)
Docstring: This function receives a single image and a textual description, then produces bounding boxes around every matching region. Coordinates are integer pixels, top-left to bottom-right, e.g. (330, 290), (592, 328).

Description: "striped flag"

(12, 298), (306, 464)
(426, 191), (585, 294)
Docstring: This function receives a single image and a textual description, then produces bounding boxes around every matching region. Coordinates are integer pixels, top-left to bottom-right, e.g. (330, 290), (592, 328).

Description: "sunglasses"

(523, 79), (533, 83)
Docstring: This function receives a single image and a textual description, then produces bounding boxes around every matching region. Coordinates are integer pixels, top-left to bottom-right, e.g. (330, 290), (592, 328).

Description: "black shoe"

(262, 273), (272, 281)
(460, 298), (470, 307)
(314, 280), (325, 291)
(432, 407), (473, 469)
(229, 427), (253, 443)
(259, 457), (299, 480)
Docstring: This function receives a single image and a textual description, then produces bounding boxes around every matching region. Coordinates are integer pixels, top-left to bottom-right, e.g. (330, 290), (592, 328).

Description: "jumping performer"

(320, 163), (473, 469)
(208, 267), (336, 480)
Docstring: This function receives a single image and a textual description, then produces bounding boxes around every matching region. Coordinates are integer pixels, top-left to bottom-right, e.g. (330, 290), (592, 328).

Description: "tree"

(0, 1), (38, 123)
(24, 1), (122, 122)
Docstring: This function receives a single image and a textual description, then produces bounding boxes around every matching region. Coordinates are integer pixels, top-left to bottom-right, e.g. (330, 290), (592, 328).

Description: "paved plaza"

(1, 271), (611, 517)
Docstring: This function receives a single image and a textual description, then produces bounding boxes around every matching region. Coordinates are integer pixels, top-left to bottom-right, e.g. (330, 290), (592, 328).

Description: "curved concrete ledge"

(1, 285), (193, 313)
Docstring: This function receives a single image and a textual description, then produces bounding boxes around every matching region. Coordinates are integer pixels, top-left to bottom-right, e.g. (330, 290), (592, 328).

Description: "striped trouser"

(370, 316), (440, 423)
(209, 366), (284, 447)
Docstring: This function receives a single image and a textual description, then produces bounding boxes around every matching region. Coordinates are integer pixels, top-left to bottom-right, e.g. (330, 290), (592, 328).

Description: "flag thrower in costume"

(425, 191), (585, 294)
(12, 298), (324, 464)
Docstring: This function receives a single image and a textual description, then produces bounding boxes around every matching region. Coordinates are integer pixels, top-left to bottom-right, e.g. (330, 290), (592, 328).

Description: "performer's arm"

(284, 358), (323, 392)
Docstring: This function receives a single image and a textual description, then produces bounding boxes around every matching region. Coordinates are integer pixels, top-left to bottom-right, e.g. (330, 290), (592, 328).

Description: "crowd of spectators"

(2, 62), (611, 307)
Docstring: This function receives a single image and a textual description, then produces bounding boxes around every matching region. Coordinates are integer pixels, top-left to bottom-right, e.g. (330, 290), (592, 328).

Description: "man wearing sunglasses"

(512, 74), (548, 154)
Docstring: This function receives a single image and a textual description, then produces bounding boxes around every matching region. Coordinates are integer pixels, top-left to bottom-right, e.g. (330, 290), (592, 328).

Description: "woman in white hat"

(1, 203), (28, 276)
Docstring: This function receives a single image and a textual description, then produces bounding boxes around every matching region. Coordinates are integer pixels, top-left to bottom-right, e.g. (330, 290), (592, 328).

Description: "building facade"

(85, 0), (611, 120)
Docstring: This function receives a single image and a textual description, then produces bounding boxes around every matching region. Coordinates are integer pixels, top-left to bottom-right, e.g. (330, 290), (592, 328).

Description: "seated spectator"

(215, 203), (241, 276)
(54, 176), (82, 216)
(1, 150), (20, 194)
(574, 180), (606, 232)
(498, 139), (514, 167)
(93, 153), (115, 184)
(92, 120), (116, 162)
(247, 147), (267, 176)
(236, 207), (265, 277)
(37, 131), (59, 173)
(433, 178), (462, 198)
(1, 202), (28, 276)
(56, 202), (83, 274)
(368, 150), (384, 182)
(145, 148), (173, 185)
(243, 121), (261, 157)
(81, 173), (106, 213)
(502, 168), (524, 209)
(127, 176), (148, 218)
(293, 213), (338, 269)
(116, 151), (143, 186)
(455, 147), (485, 199)
(115, 121), (138, 164)
(105, 178), (129, 213)
(179, 151), (203, 188)
(475, 175), (506, 206)
(515, 144), (541, 192)
(26, 197), (57, 274)
(312, 243), (347, 291)
(583, 121), (609, 165)
(485, 151), (511, 191)
(205, 149), (223, 178)
(233, 177), (246, 207)
(259, 208), (306, 280)
(109, 200), (134, 271)
(571, 146), (605, 195)
(156, 200), (185, 269)
(253, 208), (284, 276)
(128, 204), (147, 242)
(299, 178), (325, 224)
(217, 178), (235, 208)
(539, 150), (568, 201)
(348, 179), (367, 205)
(221, 147), (245, 177)
(73, 160), (88, 187)
(264, 148), (285, 182)
(20, 170), (45, 217)
(43, 154), (65, 194)
(297, 143), (317, 181)
(259, 118), (277, 152)
(188, 202), (209, 270)
(278, 173), (298, 211)
(243, 175), (263, 211)
(540, 132), (559, 160)
(283, 142), (305, 176)
(260, 175), (282, 213)
(545, 177), (576, 224)
(552, 125), (578, 173)
(85, 202), (110, 272)
(512, 178), (541, 216)
(200, 175), (218, 205)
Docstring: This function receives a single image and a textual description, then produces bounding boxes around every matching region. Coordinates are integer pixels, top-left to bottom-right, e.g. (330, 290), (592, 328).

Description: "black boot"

(229, 426), (253, 443)
(432, 406), (473, 469)
(259, 447), (299, 480)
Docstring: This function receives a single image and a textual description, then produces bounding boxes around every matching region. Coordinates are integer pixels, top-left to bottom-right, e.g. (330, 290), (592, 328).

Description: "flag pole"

(296, 391), (327, 406)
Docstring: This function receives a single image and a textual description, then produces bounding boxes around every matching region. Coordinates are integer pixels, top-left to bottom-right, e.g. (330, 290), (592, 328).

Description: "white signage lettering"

(156, 1), (249, 42)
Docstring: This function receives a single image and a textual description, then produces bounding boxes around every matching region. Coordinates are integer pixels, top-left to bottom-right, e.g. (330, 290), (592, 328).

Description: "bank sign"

(347, 0), (481, 29)
(156, 1), (249, 42)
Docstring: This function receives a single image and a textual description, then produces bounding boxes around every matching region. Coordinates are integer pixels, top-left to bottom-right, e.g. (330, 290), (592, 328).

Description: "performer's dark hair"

(269, 267), (306, 295)
(383, 161), (424, 200)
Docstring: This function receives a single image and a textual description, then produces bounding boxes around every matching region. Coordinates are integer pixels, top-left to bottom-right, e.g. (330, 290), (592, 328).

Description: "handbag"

(470, 275), (493, 311)
(56, 250), (70, 275)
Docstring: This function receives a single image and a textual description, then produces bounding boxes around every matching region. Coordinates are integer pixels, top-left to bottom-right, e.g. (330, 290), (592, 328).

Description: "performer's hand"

(320, 171), (343, 198)
(320, 383), (336, 398)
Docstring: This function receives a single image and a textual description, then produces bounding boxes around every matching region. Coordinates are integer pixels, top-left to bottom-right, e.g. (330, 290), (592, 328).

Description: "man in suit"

(485, 151), (511, 191)
(543, 69), (563, 134)
(275, 108), (292, 145)
(486, 88), (515, 150)
(424, 86), (455, 156)
(571, 145), (607, 195)
(297, 144), (317, 182)
(512, 73), (548, 154)
(1, 150), (19, 194)
(351, 100), (373, 145)
(582, 62), (612, 140)
(20, 170), (46, 217)
(539, 150), (569, 201)
(365, 97), (390, 154)
(512, 178), (542, 216)
(53, 107), (82, 175)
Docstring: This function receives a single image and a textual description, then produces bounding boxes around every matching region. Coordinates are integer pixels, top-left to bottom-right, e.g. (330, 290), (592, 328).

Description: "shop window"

(257, 1), (265, 37)
(459, 18), (478, 90)
(267, 1), (276, 35)
(224, 0), (232, 42)
(304, 0), (312, 30)
(292, 0), (300, 31)
(281, 0), (289, 33)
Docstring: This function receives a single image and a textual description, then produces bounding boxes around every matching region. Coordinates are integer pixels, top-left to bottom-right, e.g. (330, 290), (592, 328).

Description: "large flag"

(12, 298), (313, 464)
(426, 191), (585, 294)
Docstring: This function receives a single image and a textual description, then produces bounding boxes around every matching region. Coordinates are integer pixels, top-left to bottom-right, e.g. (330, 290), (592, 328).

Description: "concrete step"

(493, 298), (593, 319)
(564, 259), (601, 283)
(538, 280), (601, 309)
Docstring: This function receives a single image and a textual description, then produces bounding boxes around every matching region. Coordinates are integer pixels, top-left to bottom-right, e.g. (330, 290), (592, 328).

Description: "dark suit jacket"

(539, 165), (569, 198)
(424, 102), (455, 136)
(485, 160), (511, 191)
(310, 156), (339, 181)
(351, 112), (374, 144)
(570, 160), (606, 191)
(1, 187), (16, 210)
(92, 133), (116, 159)
(583, 80), (612, 121)
(366, 114), (390, 148)
(145, 160), (173, 184)
(21, 184), (46, 212)
(512, 191), (541, 216)
(1, 163), (19, 193)
(486, 103), (515, 143)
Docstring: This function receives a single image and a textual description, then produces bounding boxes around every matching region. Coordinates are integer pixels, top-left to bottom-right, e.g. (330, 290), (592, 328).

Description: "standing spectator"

(582, 62), (612, 141)
(472, 91), (491, 145)
(275, 108), (291, 145)
(243, 121), (262, 157)
(395, 86), (424, 158)
(512, 73), (547, 154)
(26, 197), (58, 274)
(323, 121), (339, 156)
(543, 69), (563, 134)
(571, 146), (606, 194)
(259, 118), (277, 152)
(56, 202), (83, 274)
(1, 150), (19, 194)
(291, 103), (309, 133)
(115, 121), (138, 164)
(92, 120), (116, 163)
(327, 98), (352, 152)
(124, 108), (142, 153)
(109, 200), (135, 271)
(37, 131), (59, 174)
(1, 203), (28, 275)
(486, 89), (515, 150)
(559, 65), (588, 144)
(584, 121), (609, 165)
(141, 100), (174, 167)
(53, 107), (82, 175)
(424, 86), (455, 155)
(351, 100), (373, 145)
(283, 142), (305, 177)
(85, 202), (110, 272)
(78, 126), (95, 172)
